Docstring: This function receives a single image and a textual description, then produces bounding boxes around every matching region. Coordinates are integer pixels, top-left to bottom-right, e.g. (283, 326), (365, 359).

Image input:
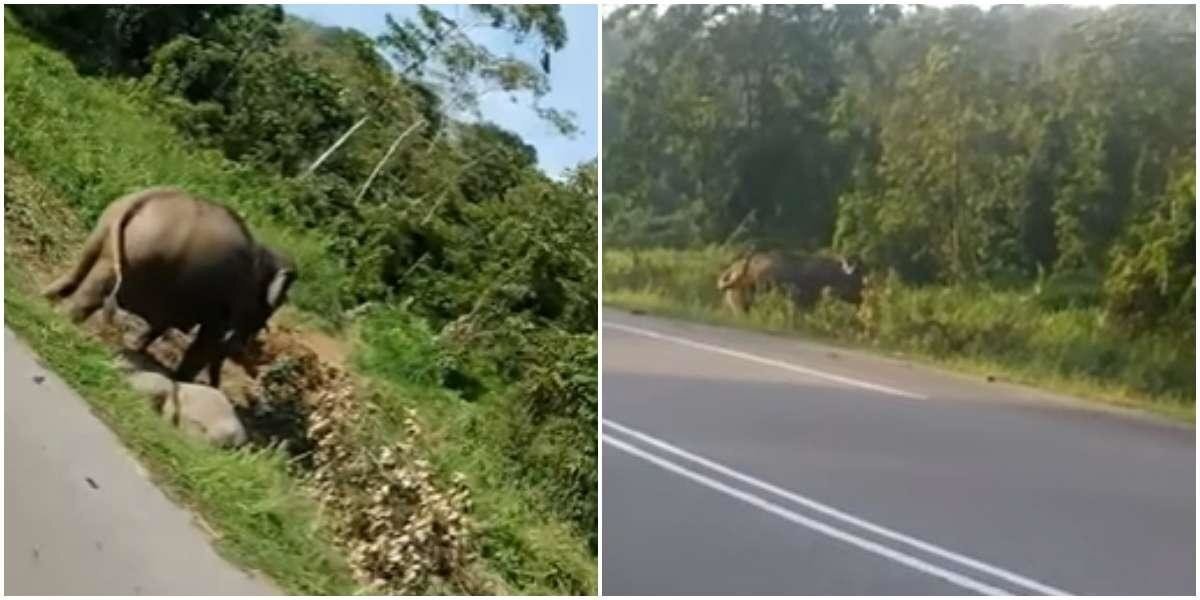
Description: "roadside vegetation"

(5, 5), (595, 594)
(602, 5), (1194, 420)
(605, 248), (1193, 419)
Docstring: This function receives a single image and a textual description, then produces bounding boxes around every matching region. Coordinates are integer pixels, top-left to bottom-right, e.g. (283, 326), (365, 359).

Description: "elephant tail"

(102, 190), (156, 321)
(41, 212), (111, 299)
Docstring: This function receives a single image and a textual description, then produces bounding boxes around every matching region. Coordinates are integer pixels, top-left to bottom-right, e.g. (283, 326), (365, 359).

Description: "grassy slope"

(4, 23), (594, 595)
(4, 160), (358, 594)
(604, 248), (1194, 423)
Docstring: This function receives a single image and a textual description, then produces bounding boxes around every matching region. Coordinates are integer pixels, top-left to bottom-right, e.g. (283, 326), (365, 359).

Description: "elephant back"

(115, 191), (261, 328)
(787, 255), (864, 302)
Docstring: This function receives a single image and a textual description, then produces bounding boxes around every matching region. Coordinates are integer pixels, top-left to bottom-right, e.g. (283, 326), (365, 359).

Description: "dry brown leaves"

(102, 312), (479, 594)
(253, 329), (479, 595)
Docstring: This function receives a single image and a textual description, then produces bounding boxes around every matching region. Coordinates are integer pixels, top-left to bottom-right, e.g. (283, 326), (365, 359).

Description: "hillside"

(4, 5), (595, 594)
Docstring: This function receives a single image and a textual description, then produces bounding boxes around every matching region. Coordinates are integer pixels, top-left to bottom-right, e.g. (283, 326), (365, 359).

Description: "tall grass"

(605, 248), (1194, 418)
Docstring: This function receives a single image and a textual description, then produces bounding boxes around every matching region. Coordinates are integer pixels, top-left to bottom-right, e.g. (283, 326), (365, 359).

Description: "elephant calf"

(717, 250), (864, 314)
(127, 370), (247, 449)
(43, 187), (296, 387)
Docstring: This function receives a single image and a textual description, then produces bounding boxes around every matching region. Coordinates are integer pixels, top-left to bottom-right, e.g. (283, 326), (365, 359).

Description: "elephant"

(127, 370), (248, 449)
(716, 249), (864, 314)
(43, 186), (297, 387)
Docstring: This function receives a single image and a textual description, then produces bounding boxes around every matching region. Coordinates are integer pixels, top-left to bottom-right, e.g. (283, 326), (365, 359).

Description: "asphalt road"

(4, 328), (277, 595)
(601, 310), (1195, 596)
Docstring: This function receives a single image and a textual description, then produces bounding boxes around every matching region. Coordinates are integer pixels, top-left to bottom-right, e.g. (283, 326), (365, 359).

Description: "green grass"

(604, 247), (1195, 422)
(4, 22), (595, 594)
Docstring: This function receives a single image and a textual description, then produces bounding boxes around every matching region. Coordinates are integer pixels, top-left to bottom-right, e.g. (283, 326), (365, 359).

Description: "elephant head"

(717, 250), (767, 314)
(716, 250), (755, 291)
(223, 245), (296, 368)
(831, 254), (865, 304)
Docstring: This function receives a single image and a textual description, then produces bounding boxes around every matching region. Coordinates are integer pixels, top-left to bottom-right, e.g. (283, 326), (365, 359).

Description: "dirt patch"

(290, 326), (351, 368)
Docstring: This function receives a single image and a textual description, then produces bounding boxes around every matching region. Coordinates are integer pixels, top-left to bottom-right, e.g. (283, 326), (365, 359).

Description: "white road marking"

(604, 321), (927, 400)
(605, 419), (1071, 596)
(604, 434), (1010, 596)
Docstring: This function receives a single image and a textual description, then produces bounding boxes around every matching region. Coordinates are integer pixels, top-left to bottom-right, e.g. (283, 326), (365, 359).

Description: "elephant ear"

(718, 249), (753, 288)
(266, 267), (296, 310)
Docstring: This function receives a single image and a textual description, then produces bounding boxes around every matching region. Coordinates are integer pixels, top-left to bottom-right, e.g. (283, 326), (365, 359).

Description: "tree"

(10, 5), (248, 75)
(604, 2), (1195, 320)
(377, 5), (578, 136)
(1103, 153), (1196, 330)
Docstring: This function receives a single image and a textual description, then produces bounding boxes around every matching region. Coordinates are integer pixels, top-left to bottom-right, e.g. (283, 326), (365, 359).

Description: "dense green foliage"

(604, 4), (1194, 407)
(604, 5), (1194, 334)
(6, 5), (595, 592)
(8, 5), (248, 75)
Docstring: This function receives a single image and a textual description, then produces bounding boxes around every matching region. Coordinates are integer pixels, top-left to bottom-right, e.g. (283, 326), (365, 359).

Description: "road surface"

(4, 328), (277, 595)
(602, 310), (1195, 595)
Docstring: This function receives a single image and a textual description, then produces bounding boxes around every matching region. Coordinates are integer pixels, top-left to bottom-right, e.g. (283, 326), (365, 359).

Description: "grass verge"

(604, 248), (1194, 423)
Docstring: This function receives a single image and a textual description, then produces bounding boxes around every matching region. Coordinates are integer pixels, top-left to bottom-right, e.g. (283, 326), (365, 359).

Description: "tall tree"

(377, 5), (578, 136)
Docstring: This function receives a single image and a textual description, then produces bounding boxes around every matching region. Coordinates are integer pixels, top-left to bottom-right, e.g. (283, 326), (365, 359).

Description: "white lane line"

(604, 321), (926, 400)
(605, 419), (1071, 596)
(603, 434), (1009, 596)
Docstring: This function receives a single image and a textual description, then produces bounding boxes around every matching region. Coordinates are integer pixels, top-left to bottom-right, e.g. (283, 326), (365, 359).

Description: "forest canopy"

(602, 4), (1195, 332)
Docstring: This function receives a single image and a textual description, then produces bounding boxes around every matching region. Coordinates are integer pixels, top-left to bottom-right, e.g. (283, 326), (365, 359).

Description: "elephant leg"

(735, 288), (755, 314)
(724, 289), (744, 314)
(42, 273), (80, 300)
(206, 354), (227, 388)
(175, 324), (222, 385)
(64, 258), (116, 324)
(42, 220), (109, 300)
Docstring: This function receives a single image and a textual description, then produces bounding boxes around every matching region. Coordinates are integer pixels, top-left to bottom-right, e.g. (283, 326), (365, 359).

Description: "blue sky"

(283, 4), (598, 177)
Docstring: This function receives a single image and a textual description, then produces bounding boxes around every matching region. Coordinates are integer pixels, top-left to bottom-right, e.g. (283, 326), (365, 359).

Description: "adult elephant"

(43, 187), (297, 387)
(716, 249), (863, 314)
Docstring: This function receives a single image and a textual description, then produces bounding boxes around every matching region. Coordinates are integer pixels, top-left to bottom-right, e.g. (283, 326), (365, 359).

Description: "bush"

(1103, 154), (1196, 331)
(1034, 269), (1103, 311)
(604, 247), (1195, 406)
(354, 306), (456, 388)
